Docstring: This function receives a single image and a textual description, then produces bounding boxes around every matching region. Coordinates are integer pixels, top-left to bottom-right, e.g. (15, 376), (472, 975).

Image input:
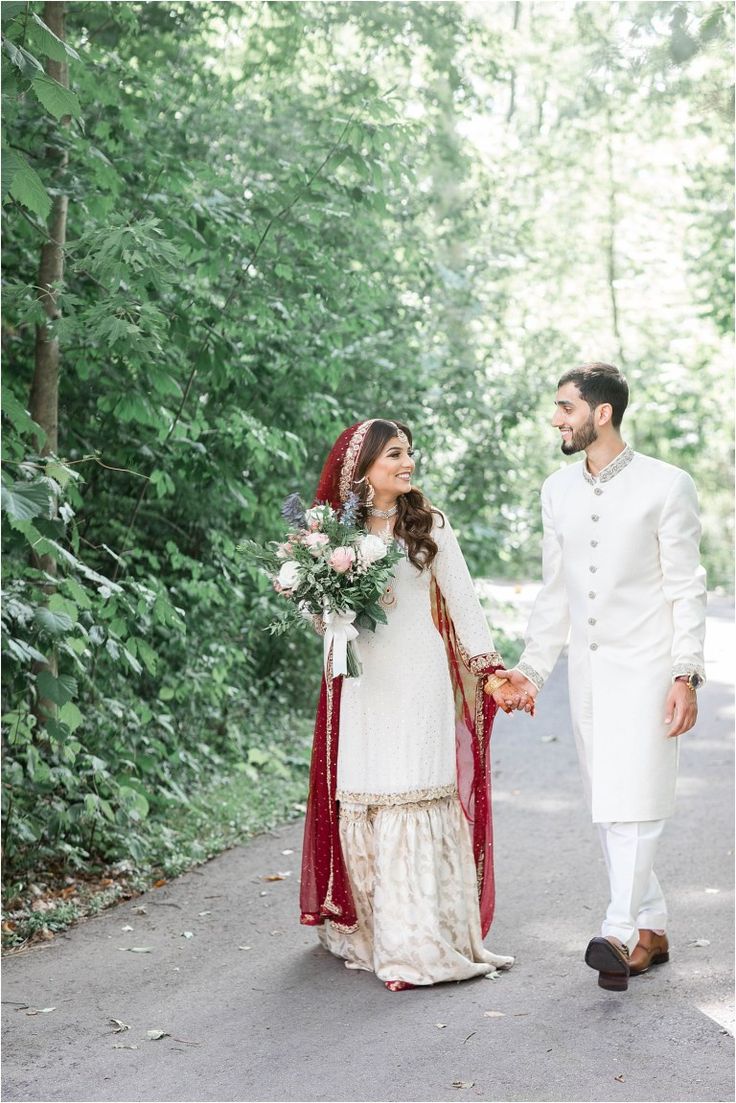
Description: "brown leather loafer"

(629, 930), (670, 976)
(585, 935), (630, 991)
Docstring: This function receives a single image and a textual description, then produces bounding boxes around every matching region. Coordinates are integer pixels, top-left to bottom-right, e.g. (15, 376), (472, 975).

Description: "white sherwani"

(518, 447), (706, 824)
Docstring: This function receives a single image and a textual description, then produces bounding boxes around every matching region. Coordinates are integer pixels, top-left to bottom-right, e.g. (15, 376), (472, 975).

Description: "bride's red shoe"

(384, 980), (415, 992)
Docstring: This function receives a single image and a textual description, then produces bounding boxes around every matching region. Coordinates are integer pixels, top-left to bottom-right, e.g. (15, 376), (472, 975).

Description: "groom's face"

(551, 382), (598, 455)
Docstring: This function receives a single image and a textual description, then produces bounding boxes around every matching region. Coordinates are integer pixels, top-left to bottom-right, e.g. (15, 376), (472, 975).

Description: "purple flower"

(281, 492), (307, 529)
(340, 491), (360, 527)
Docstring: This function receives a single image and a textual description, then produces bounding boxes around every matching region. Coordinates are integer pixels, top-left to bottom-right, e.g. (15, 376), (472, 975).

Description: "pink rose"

(329, 546), (356, 573)
(303, 532), (330, 555)
(275, 541), (292, 559)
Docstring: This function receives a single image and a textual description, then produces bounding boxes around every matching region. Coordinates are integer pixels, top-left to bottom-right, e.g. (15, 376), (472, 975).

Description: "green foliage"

(1, 1), (732, 899)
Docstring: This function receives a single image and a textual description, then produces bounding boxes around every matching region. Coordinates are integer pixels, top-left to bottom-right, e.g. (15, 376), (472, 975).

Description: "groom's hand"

(664, 680), (698, 738)
(495, 668), (537, 714)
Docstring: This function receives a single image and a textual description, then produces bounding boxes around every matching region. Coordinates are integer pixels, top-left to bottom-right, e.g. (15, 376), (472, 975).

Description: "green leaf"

(1, 480), (52, 521)
(31, 74), (81, 120)
(1, 387), (47, 444)
(1, 2), (27, 23)
(36, 670), (77, 705)
(34, 606), (74, 635)
(58, 700), (82, 732)
(29, 11), (81, 62)
(2, 149), (51, 221)
(2, 38), (44, 77)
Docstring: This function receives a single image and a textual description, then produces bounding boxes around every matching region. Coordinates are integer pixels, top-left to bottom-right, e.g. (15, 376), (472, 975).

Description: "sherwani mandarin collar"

(582, 444), (634, 485)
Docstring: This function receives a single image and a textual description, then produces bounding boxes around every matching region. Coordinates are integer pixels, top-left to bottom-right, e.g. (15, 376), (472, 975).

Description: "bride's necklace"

(368, 504), (398, 542)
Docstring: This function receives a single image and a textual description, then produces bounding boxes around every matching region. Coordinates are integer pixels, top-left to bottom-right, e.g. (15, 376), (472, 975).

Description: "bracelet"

(484, 674), (508, 695)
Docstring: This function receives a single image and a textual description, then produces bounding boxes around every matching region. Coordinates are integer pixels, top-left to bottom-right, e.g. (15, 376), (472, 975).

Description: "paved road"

(3, 598), (733, 1103)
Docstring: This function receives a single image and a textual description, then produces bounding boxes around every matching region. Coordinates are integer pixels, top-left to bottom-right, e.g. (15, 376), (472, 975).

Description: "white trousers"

(597, 820), (668, 953)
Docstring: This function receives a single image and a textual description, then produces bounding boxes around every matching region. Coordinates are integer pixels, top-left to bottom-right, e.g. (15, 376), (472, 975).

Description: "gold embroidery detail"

(456, 641), (503, 675)
(338, 419), (377, 502)
(339, 793), (459, 820)
(336, 782), (457, 807)
(322, 646), (342, 918)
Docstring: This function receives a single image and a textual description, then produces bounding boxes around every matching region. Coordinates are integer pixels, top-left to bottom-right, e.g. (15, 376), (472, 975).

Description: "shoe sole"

(585, 938), (630, 991)
(629, 951), (670, 977)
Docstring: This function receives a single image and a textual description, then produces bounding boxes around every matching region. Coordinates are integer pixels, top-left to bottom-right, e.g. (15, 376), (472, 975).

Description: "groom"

(497, 363), (707, 992)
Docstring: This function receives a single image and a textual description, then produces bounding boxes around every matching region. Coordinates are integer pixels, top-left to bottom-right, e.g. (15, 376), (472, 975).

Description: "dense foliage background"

(2, 0), (733, 931)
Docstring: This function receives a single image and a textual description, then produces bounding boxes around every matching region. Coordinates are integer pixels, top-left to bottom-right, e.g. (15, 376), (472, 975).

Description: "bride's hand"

(492, 682), (534, 716)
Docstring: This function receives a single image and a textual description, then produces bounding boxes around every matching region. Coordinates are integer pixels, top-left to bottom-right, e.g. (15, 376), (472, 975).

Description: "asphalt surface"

(2, 596), (733, 1103)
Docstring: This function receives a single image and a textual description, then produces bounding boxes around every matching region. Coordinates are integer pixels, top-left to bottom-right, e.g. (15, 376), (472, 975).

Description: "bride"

(299, 419), (521, 990)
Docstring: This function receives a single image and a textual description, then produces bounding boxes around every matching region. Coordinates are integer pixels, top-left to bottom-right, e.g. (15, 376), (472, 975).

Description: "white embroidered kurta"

(319, 515), (513, 984)
(518, 449), (707, 823)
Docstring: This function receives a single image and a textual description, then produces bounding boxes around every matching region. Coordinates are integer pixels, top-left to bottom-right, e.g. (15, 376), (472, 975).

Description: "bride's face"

(365, 436), (416, 502)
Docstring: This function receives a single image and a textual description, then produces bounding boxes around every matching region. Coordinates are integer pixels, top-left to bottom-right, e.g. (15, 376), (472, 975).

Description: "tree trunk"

(29, 1), (70, 458)
(604, 121), (626, 367)
(29, 1), (71, 721)
(506, 1), (521, 123)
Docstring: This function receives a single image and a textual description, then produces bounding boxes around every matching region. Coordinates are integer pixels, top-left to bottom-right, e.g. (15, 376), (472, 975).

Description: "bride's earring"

(365, 480), (375, 507)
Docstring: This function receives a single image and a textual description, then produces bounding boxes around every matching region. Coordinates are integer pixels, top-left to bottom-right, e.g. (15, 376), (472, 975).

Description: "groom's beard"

(561, 413), (598, 455)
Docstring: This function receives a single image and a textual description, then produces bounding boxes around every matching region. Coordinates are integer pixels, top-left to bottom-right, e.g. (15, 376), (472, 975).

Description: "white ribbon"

(323, 608), (359, 677)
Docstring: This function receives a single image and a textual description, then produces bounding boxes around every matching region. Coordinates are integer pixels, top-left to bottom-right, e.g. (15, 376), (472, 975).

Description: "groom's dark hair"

(558, 362), (629, 428)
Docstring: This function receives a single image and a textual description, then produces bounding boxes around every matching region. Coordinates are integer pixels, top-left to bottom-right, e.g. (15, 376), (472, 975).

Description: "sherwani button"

(591, 540), (598, 547)
(591, 514), (600, 522)
(588, 618), (597, 626)
(589, 566), (597, 573)
(588, 591), (596, 598)
(590, 643), (598, 651)
(594, 488), (603, 496)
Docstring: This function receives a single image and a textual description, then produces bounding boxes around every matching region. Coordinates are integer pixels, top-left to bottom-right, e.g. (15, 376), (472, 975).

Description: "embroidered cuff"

(457, 642), (503, 676)
(517, 661), (545, 692)
(671, 664), (706, 685)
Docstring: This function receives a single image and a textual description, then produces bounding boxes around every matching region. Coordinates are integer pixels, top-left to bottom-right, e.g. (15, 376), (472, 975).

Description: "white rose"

(304, 505), (333, 528)
(357, 533), (388, 565)
(276, 560), (301, 590)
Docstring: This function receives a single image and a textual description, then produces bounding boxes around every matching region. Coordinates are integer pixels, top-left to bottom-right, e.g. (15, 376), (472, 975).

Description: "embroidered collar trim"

(583, 445), (634, 485)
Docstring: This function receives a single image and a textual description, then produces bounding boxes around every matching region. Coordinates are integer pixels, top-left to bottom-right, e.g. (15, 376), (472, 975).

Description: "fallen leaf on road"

(112, 1043), (138, 1050)
(181, 931), (194, 939)
(541, 735), (557, 743)
(452, 1081), (475, 1089)
(270, 929), (283, 936)
(25, 1007), (56, 1015)
(435, 1023), (446, 1029)
(132, 906), (147, 915)
(238, 945), (252, 950)
(484, 971), (502, 980)
(198, 911), (211, 917)
(107, 1019), (130, 1033)
(153, 879), (167, 888)
(146, 1029), (169, 1040)
(119, 947), (152, 953)
(37, 928), (54, 940)
(121, 925), (134, 932)
(263, 871), (292, 881)
(259, 891), (269, 897)
(484, 1011), (504, 1018)
(615, 1074), (625, 1083)
(281, 849), (294, 855)
(692, 939), (711, 947)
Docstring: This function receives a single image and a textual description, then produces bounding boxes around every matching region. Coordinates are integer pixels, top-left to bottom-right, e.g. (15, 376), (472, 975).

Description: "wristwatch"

(675, 672), (704, 692)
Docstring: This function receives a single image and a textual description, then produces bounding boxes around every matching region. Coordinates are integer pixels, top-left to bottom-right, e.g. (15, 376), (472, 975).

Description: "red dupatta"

(299, 421), (500, 937)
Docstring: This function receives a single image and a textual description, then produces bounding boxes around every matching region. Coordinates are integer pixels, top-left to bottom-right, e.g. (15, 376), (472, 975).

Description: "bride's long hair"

(353, 419), (441, 570)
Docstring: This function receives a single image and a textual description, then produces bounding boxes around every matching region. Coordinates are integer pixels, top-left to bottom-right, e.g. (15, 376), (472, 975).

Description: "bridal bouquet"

(237, 492), (402, 677)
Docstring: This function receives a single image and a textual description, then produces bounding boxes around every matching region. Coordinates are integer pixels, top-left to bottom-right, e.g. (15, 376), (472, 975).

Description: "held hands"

(665, 680), (698, 738)
(485, 669), (538, 715)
